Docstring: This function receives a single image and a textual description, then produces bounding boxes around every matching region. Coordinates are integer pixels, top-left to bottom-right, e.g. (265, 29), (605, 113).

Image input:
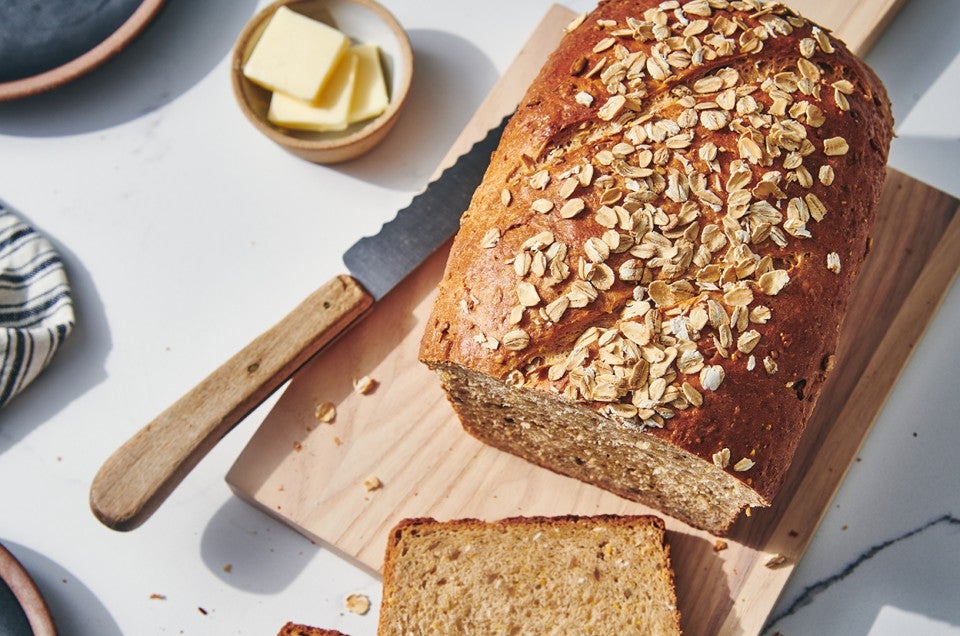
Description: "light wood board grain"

(226, 2), (957, 633)
(788, 0), (907, 55)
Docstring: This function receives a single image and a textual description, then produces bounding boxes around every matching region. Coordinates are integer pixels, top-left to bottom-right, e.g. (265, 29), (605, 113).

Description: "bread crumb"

(363, 475), (382, 491)
(223, 564), (232, 573)
(345, 593), (371, 615)
(765, 554), (790, 569)
(333, 436), (342, 446)
(353, 375), (378, 394)
(149, 593), (166, 600)
(713, 540), (728, 552)
(315, 401), (336, 423)
(293, 441), (303, 452)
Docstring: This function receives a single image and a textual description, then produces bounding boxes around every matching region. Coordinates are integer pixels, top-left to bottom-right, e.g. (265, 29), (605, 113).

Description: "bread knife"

(89, 115), (511, 531)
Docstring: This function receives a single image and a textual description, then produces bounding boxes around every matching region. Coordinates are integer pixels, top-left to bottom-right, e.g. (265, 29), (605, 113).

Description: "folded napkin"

(0, 203), (75, 410)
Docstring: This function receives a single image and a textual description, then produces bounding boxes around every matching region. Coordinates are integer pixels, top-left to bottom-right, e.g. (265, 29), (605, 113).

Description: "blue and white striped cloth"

(0, 202), (75, 410)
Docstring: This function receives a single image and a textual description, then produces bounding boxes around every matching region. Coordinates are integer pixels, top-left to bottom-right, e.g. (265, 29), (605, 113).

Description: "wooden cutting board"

(227, 2), (960, 633)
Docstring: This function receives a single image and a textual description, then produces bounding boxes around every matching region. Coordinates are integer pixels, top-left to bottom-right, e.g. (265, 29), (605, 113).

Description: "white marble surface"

(0, 0), (958, 634)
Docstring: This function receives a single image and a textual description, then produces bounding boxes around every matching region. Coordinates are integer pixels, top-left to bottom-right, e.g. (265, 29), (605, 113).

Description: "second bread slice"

(378, 514), (681, 635)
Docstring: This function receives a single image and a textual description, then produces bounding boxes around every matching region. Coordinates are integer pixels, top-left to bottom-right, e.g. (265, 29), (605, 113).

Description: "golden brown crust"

(420, 1), (891, 511)
(277, 622), (349, 636)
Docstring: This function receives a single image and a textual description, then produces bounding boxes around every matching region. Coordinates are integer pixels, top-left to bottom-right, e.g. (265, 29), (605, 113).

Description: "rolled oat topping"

(468, 1), (855, 465)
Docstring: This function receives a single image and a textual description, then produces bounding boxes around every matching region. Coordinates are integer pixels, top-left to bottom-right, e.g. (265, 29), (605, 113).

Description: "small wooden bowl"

(231, 0), (413, 164)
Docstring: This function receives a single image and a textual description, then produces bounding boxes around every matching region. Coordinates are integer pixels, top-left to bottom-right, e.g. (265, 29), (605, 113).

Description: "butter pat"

(243, 6), (349, 103)
(267, 51), (358, 131)
(348, 43), (389, 124)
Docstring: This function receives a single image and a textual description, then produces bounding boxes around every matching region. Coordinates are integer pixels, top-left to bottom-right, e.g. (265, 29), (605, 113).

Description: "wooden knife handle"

(90, 275), (373, 531)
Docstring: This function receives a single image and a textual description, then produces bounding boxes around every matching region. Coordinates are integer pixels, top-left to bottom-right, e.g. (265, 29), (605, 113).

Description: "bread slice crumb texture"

(378, 515), (681, 635)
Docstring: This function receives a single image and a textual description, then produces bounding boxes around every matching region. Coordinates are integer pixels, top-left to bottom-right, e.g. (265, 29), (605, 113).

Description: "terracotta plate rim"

(0, 0), (167, 102)
(0, 542), (55, 636)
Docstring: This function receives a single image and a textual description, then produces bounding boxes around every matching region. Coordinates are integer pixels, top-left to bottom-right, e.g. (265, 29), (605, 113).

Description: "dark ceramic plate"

(0, 0), (166, 101)
(0, 543), (55, 636)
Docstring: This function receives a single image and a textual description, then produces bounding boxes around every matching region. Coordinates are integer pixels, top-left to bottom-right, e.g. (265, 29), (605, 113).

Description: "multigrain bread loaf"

(378, 515), (681, 634)
(419, 0), (893, 534)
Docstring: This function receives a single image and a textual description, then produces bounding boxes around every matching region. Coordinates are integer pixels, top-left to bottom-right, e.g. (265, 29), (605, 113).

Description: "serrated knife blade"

(344, 114), (509, 299)
(90, 115), (511, 531)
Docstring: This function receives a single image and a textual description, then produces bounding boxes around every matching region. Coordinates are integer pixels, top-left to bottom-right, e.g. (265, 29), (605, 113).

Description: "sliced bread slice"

(378, 514), (681, 635)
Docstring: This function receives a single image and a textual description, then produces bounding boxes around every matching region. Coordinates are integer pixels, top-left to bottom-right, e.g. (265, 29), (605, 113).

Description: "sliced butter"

(243, 6), (349, 103)
(267, 51), (358, 132)
(348, 43), (389, 124)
